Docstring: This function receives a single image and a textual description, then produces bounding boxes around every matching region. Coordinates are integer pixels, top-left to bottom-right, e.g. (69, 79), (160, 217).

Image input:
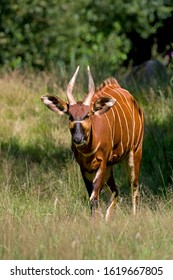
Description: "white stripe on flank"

(91, 82), (143, 160)
(96, 90), (124, 154)
(110, 107), (116, 148)
(116, 100), (130, 148)
(121, 89), (133, 111)
(134, 110), (143, 152)
(114, 104), (124, 154)
(110, 86), (132, 116)
(95, 91), (116, 149)
(132, 98), (135, 147)
(101, 90), (130, 151)
(104, 113), (114, 148)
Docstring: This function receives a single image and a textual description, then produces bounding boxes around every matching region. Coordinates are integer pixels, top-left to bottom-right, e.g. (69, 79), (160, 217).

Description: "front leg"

(81, 173), (93, 213)
(89, 162), (106, 216)
(105, 167), (119, 222)
(81, 161), (106, 217)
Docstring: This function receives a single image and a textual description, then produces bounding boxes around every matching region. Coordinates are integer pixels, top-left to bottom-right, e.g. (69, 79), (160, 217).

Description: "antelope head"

(41, 66), (116, 147)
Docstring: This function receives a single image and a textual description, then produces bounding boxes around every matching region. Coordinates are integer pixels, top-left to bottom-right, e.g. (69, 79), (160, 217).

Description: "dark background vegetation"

(0, 0), (173, 196)
(0, 0), (173, 74)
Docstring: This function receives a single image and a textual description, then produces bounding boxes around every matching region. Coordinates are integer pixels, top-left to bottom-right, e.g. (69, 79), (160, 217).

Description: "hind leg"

(127, 149), (142, 215)
(105, 167), (118, 222)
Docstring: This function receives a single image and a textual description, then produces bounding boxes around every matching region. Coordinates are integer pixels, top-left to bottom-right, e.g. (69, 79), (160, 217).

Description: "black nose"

(72, 122), (85, 145)
(73, 135), (84, 144)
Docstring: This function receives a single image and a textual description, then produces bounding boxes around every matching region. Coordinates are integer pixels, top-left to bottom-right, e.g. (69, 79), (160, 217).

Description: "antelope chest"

(82, 156), (101, 182)
(78, 154), (101, 173)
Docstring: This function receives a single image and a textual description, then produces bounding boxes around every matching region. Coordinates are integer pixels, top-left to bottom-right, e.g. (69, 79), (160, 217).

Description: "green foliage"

(0, 0), (172, 75)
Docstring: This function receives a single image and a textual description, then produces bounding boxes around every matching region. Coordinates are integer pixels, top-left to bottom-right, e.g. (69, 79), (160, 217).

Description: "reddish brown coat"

(41, 68), (144, 221)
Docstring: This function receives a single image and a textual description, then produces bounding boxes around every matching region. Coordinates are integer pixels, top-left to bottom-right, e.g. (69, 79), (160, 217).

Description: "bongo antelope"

(41, 66), (144, 221)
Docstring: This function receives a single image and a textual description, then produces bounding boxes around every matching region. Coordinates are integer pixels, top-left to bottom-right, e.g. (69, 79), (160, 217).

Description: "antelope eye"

(83, 114), (90, 120)
(69, 115), (74, 121)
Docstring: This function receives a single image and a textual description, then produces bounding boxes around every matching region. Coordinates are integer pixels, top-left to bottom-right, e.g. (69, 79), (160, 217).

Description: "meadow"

(0, 70), (173, 260)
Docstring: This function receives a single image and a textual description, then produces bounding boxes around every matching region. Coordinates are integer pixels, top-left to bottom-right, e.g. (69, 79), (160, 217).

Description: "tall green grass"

(0, 71), (173, 259)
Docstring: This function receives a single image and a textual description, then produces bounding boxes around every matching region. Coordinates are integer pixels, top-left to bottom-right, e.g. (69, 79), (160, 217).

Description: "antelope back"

(90, 78), (144, 160)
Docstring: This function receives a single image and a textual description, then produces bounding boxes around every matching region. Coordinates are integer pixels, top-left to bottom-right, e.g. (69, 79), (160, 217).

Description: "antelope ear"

(92, 97), (116, 115)
(41, 95), (69, 115)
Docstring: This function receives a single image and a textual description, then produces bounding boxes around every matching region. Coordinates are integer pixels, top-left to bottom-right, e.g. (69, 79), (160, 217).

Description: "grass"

(1, 190), (173, 259)
(0, 70), (173, 259)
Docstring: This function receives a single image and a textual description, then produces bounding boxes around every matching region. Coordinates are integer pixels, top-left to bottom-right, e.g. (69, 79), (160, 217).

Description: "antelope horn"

(66, 66), (80, 105)
(83, 66), (95, 106)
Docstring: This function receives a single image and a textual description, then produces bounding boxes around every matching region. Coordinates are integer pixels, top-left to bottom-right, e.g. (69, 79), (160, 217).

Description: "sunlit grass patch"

(0, 189), (173, 260)
(0, 71), (172, 259)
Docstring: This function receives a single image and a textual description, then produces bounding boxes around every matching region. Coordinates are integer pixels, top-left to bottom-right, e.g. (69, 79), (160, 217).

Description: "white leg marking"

(105, 191), (116, 222)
